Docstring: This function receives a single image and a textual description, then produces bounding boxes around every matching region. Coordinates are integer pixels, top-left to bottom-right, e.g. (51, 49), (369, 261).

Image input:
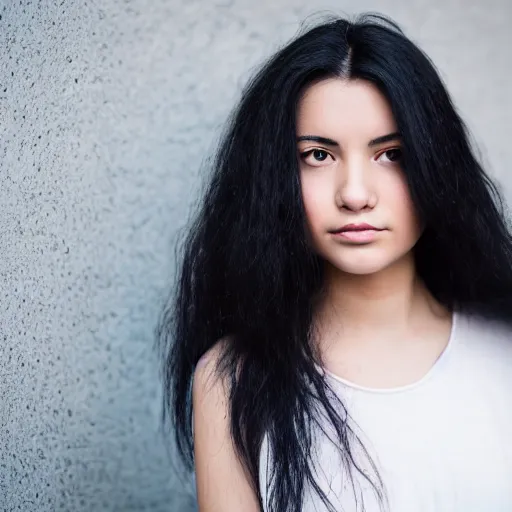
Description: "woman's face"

(296, 78), (422, 276)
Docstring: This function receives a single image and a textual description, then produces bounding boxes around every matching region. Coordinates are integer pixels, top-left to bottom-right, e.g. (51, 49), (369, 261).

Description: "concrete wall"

(1, 0), (510, 510)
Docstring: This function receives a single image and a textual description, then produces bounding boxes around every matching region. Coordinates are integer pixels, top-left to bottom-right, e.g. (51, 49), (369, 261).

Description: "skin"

(193, 77), (452, 511)
(193, 341), (260, 512)
(297, 78), (452, 388)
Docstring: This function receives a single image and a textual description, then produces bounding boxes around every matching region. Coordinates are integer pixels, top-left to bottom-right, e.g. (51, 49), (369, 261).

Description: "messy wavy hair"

(157, 12), (512, 512)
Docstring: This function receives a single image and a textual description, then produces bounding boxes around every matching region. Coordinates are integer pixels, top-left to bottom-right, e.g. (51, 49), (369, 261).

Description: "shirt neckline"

(318, 309), (459, 395)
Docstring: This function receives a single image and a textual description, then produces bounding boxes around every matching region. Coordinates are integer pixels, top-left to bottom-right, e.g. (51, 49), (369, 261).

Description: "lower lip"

(332, 229), (381, 243)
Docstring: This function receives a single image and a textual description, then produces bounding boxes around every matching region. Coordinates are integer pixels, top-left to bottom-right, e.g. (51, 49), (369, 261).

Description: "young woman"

(158, 13), (512, 512)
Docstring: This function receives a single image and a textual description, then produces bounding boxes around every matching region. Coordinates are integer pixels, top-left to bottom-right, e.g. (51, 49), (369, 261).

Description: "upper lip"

(331, 223), (383, 233)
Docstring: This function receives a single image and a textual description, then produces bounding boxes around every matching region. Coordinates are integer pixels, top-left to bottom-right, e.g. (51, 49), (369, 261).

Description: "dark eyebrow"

(296, 132), (401, 148)
(368, 132), (401, 147)
(296, 135), (339, 147)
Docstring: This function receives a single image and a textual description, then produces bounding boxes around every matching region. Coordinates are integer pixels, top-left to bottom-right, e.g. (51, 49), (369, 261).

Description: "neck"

(315, 254), (442, 338)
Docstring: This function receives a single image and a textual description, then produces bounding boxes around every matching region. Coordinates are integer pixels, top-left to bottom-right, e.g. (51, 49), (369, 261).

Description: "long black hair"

(157, 12), (512, 512)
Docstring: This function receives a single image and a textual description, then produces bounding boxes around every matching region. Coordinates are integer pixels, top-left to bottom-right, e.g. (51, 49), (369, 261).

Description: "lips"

(331, 223), (382, 234)
(330, 223), (384, 244)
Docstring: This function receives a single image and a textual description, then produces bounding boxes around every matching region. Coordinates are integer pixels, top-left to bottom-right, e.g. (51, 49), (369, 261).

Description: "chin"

(327, 254), (398, 276)
(339, 263), (389, 276)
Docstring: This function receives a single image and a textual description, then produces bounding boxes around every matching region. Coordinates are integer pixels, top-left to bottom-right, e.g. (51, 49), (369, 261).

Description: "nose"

(336, 158), (374, 212)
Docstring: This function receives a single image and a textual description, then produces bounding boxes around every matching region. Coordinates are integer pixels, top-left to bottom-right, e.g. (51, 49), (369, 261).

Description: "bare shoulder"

(193, 342), (220, 393)
(192, 339), (260, 512)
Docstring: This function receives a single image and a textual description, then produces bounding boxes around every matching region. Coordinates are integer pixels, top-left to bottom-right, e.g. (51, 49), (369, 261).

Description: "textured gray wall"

(1, 0), (510, 511)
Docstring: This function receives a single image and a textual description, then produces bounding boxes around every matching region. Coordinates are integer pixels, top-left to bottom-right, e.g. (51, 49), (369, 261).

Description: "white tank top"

(259, 310), (512, 511)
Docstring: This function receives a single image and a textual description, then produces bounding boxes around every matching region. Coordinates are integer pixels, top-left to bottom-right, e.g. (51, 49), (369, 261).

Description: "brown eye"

(376, 147), (402, 164)
(311, 149), (329, 161)
(300, 149), (333, 166)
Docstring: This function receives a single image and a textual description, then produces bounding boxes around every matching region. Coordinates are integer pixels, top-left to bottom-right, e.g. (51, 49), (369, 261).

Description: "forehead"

(296, 78), (397, 139)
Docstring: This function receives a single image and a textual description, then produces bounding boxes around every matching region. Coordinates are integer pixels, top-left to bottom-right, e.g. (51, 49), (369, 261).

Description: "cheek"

(300, 173), (330, 230)
(385, 175), (422, 238)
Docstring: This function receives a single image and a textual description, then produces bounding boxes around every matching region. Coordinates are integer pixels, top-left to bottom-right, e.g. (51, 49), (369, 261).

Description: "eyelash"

(299, 147), (403, 166)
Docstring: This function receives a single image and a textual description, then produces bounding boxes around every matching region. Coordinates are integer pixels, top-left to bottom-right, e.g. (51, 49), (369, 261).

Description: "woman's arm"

(192, 345), (261, 512)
